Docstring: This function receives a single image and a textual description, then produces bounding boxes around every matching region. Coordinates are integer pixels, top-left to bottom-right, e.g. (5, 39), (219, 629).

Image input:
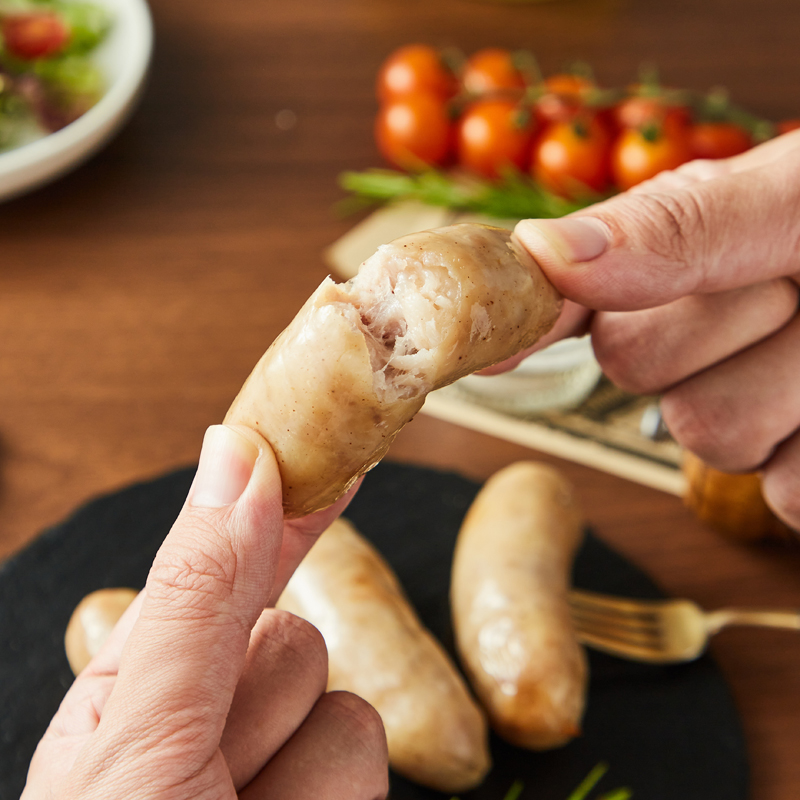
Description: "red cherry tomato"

(1, 12), (69, 60)
(777, 119), (800, 135)
(462, 48), (526, 96)
(611, 125), (692, 190)
(535, 93), (582, 125)
(535, 74), (595, 125)
(532, 114), (611, 197)
(375, 93), (452, 170)
(456, 99), (533, 179)
(614, 96), (691, 132)
(689, 122), (752, 159)
(376, 45), (456, 103)
(543, 74), (594, 96)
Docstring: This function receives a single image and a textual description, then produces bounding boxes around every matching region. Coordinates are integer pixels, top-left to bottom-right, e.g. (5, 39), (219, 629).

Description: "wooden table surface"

(2, 0), (800, 796)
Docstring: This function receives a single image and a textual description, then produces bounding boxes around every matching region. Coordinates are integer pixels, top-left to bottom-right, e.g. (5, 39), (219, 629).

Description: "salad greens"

(0, 0), (111, 150)
(52, 0), (110, 54)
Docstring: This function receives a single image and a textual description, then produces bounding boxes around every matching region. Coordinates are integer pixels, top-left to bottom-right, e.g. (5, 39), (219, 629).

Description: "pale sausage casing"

(451, 462), (587, 749)
(225, 224), (562, 517)
(64, 587), (138, 675)
(277, 517), (491, 793)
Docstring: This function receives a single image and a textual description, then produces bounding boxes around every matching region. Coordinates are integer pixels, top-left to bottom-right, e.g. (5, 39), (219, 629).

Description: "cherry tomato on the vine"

(613, 96), (691, 133)
(611, 124), (692, 189)
(456, 98), (533, 179)
(375, 93), (452, 170)
(689, 122), (752, 159)
(535, 73), (595, 126)
(1, 12), (69, 60)
(376, 44), (457, 103)
(462, 48), (527, 96)
(543, 73), (594, 97)
(532, 114), (611, 197)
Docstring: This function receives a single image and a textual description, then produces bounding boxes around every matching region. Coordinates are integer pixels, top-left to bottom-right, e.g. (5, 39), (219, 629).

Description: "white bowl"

(0, 0), (153, 202)
(457, 336), (603, 415)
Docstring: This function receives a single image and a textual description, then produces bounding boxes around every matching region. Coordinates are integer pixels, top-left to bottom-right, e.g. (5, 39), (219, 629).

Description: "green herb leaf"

(598, 789), (633, 800)
(338, 167), (598, 220)
(34, 54), (103, 96)
(502, 779), (524, 800)
(56, 0), (112, 54)
(566, 762), (608, 800)
(448, 764), (629, 800)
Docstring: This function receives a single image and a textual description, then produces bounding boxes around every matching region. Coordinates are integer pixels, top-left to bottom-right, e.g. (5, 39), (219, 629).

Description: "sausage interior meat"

(225, 224), (562, 516)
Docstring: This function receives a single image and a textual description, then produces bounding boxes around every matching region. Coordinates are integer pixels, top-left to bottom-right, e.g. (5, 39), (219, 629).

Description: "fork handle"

(706, 608), (800, 635)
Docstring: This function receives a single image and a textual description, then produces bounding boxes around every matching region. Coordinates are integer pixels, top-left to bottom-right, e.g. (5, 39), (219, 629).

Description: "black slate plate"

(0, 461), (748, 800)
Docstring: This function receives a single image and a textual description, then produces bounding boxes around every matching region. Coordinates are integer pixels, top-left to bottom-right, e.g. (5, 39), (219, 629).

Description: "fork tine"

(570, 608), (662, 637)
(569, 590), (664, 641)
(569, 589), (664, 621)
(568, 601), (662, 629)
(570, 613), (664, 646)
(568, 589), (671, 656)
(575, 629), (676, 664)
(568, 590), (716, 663)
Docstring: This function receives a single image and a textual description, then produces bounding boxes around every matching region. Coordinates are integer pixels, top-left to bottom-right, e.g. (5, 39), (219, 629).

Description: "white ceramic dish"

(457, 336), (603, 415)
(0, 0), (153, 202)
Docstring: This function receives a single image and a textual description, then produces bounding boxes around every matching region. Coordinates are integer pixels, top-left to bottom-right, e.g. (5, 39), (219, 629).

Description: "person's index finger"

(480, 300), (592, 376)
(268, 476), (364, 606)
(726, 127), (800, 174)
(515, 152), (800, 312)
(92, 426), (285, 757)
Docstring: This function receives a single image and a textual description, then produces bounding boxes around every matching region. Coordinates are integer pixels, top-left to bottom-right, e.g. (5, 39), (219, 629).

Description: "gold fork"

(569, 588), (800, 663)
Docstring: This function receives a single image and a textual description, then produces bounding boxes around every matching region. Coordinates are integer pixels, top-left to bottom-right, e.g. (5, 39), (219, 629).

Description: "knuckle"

(270, 610), (327, 656)
(660, 390), (736, 465)
(319, 690), (388, 765)
(591, 312), (664, 394)
(255, 610), (328, 685)
(602, 363), (658, 396)
(592, 186), (712, 300)
(661, 381), (774, 472)
(635, 189), (707, 271)
(762, 473), (800, 530)
(147, 527), (237, 618)
(767, 277), (800, 320)
(675, 158), (730, 182)
(762, 450), (800, 532)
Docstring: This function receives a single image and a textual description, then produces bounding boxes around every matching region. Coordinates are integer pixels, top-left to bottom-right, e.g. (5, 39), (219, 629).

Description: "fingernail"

(190, 425), (259, 508)
(516, 217), (611, 263)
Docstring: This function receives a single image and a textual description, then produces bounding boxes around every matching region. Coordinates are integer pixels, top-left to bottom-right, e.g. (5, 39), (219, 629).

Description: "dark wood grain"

(2, 0), (799, 797)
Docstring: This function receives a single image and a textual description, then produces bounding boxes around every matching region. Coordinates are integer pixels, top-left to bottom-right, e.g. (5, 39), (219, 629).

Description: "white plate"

(0, 0), (153, 202)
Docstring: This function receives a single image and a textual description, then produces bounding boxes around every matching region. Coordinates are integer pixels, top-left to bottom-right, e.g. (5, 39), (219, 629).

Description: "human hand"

(23, 424), (389, 800)
(512, 130), (800, 531)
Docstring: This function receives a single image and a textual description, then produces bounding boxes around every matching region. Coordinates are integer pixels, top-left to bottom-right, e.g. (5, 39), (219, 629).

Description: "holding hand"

(513, 131), (800, 531)
(23, 425), (389, 800)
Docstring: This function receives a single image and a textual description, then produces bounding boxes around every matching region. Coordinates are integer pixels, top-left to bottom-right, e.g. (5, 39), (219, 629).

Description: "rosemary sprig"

(338, 167), (598, 220)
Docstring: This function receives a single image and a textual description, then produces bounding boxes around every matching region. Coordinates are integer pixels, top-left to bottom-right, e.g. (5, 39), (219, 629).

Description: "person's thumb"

(514, 152), (800, 312)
